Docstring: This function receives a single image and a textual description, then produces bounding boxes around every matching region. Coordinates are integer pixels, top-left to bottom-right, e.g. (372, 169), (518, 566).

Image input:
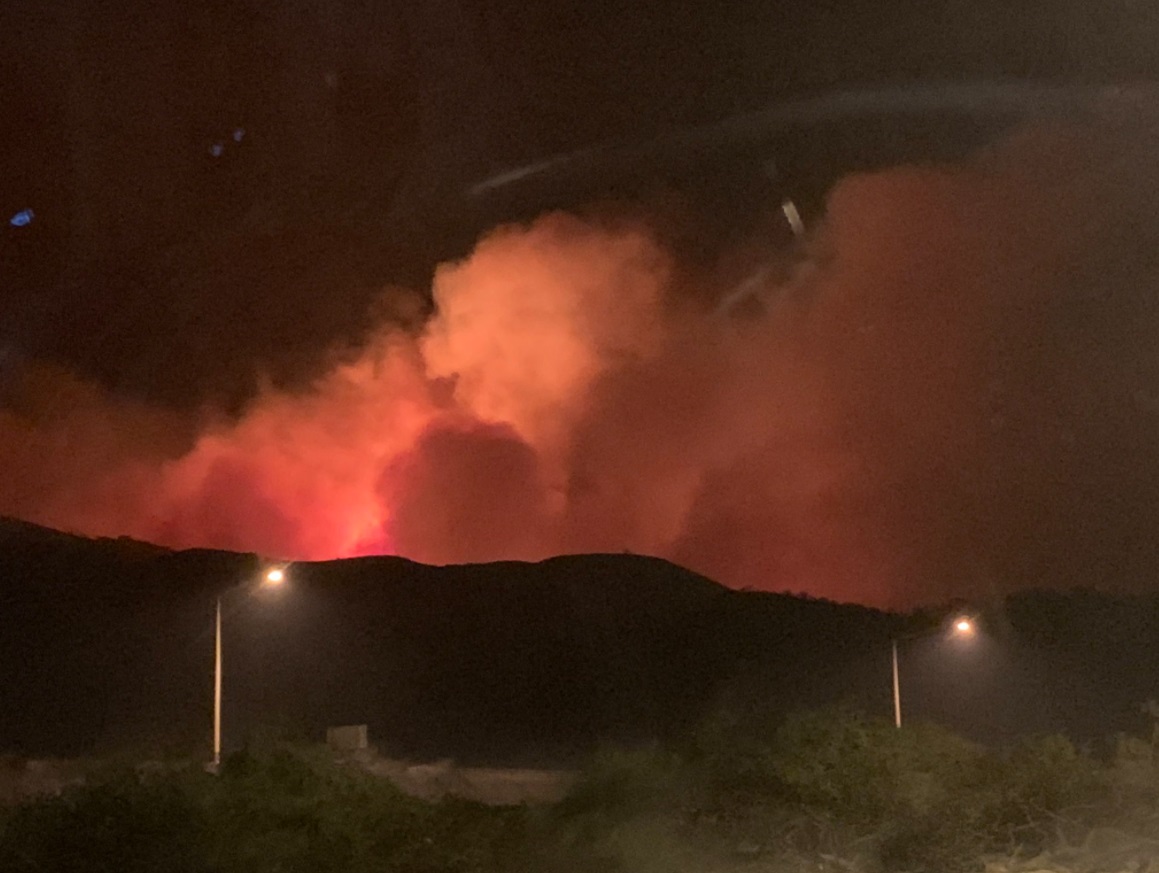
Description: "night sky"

(3, 1), (1159, 606)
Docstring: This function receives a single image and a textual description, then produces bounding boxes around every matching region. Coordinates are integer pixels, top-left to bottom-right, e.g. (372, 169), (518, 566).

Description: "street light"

(212, 565), (288, 771)
(891, 615), (974, 729)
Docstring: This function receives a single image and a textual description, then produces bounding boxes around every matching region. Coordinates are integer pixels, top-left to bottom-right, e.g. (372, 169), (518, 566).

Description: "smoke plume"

(4, 107), (1159, 607)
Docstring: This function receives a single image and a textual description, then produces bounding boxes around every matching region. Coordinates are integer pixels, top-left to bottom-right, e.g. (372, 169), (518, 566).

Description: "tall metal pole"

(214, 596), (222, 769)
(892, 638), (902, 729)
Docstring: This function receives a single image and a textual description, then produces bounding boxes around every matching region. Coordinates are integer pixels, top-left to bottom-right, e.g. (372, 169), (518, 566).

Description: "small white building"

(326, 724), (369, 752)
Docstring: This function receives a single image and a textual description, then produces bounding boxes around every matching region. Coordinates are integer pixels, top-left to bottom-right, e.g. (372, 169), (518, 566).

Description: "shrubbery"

(0, 770), (205, 873)
(5, 710), (1159, 872)
(0, 745), (525, 873)
(537, 706), (1141, 873)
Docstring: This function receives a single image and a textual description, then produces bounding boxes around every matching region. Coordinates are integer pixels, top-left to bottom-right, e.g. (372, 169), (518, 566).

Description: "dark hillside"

(3, 519), (1159, 764)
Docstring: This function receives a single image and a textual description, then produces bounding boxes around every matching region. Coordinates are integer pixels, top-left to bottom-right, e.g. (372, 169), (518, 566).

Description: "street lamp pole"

(212, 566), (287, 770)
(891, 616), (974, 729)
(214, 596), (223, 770)
(892, 638), (901, 729)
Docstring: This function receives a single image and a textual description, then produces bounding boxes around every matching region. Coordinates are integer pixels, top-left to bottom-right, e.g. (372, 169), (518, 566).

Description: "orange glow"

(0, 115), (1149, 608)
(265, 568), (285, 585)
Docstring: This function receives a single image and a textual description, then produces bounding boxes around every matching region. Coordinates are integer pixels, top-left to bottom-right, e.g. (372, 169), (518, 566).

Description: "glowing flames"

(3, 111), (1159, 607)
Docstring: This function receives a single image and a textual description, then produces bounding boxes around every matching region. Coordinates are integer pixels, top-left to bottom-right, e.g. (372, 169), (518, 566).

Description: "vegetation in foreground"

(6, 707), (1159, 872)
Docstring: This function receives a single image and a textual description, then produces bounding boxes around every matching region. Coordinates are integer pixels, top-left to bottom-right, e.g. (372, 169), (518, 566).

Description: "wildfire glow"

(2, 110), (1157, 607)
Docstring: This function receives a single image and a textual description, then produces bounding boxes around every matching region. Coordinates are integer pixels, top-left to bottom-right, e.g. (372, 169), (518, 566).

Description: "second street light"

(891, 615), (975, 729)
(212, 565), (288, 771)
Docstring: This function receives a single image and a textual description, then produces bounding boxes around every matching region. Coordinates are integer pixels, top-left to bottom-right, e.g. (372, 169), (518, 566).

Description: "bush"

(0, 768), (207, 873)
(769, 708), (985, 823)
(207, 745), (527, 873)
(677, 707), (1108, 872)
(765, 708), (1000, 872)
(0, 714), (1136, 873)
(0, 745), (525, 873)
(979, 734), (1104, 854)
(541, 710), (1002, 872)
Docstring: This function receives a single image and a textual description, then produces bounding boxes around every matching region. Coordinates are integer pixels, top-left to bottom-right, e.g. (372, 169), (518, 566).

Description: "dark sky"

(5, 0), (1159, 403)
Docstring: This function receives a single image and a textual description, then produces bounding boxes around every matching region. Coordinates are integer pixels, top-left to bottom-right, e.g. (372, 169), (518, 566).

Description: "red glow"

(2, 115), (1154, 607)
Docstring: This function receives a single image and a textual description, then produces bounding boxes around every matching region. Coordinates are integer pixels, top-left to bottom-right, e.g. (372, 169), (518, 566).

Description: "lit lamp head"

(952, 617), (975, 636)
(264, 567), (286, 586)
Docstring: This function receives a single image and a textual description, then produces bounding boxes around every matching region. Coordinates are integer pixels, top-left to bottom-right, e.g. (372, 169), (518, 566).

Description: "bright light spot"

(782, 199), (805, 237)
(9, 209), (34, 227)
(209, 143), (224, 158)
(232, 128), (245, 143)
(265, 568), (285, 585)
(954, 618), (974, 634)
